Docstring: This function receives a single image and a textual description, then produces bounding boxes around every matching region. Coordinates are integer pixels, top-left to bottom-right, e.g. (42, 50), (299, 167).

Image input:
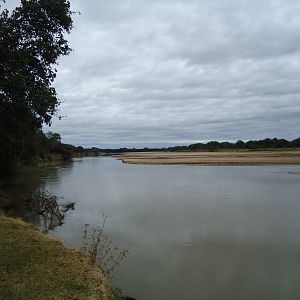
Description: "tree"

(46, 132), (62, 145)
(0, 0), (73, 183)
(236, 140), (244, 148)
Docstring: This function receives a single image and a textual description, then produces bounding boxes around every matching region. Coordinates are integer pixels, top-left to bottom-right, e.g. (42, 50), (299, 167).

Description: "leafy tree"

(236, 140), (245, 148)
(46, 131), (62, 145)
(206, 141), (221, 150)
(0, 0), (73, 183)
(290, 138), (300, 147)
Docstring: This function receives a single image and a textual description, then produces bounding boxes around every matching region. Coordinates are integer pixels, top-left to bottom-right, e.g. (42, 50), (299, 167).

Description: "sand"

(113, 150), (300, 166)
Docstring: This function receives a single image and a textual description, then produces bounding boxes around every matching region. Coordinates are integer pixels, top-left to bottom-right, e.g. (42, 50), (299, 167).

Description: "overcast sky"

(5, 0), (300, 147)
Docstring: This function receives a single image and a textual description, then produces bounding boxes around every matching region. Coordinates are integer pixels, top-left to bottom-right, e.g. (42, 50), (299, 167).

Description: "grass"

(0, 214), (110, 300)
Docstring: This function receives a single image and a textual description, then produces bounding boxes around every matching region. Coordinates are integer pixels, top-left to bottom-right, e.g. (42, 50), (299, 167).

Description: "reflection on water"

(9, 157), (300, 300)
(4, 161), (74, 231)
(26, 190), (75, 233)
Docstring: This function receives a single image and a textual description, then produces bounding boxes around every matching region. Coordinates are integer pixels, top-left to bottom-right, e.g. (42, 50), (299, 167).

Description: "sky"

(5, 0), (300, 148)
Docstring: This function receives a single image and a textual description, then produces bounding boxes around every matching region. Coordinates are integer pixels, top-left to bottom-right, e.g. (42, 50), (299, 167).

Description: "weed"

(82, 215), (129, 280)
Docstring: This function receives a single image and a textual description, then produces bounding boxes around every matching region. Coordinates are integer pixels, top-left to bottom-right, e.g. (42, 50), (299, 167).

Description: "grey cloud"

(4, 0), (300, 147)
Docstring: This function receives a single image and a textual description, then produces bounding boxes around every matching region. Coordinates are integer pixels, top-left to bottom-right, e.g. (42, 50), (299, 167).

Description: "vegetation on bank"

(0, 0), (73, 183)
(41, 136), (300, 161)
(97, 137), (300, 153)
(187, 137), (300, 151)
(0, 214), (110, 300)
(0, 191), (130, 300)
(0, 2), (126, 299)
(2, 132), (300, 186)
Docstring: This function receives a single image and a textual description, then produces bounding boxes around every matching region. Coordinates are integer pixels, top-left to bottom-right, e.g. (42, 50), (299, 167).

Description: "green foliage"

(28, 130), (73, 162)
(187, 138), (299, 151)
(93, 138), (300, 153)
(45, 131), (70, 159)
(0, 0), (73, 183)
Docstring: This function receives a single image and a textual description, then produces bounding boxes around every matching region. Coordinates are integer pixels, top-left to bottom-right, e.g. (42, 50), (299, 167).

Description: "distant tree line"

(80, 137), (300, 154)
(94, 146), (187, 154)
(186, 138), (300, 151)
(2, 130), (300, 185)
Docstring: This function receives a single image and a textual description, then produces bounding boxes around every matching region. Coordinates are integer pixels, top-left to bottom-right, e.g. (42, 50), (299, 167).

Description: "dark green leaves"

(0, 0), (73, 182)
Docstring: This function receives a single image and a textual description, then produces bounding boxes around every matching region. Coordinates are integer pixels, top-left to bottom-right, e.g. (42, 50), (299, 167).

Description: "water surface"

(9, 157), (300, 300)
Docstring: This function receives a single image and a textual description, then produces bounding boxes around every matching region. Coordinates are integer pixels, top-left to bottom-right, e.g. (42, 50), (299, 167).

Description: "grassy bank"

(0, 215), (110, 300)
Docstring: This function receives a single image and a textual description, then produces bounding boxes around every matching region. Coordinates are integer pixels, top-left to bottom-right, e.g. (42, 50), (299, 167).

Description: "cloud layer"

(6, 0), (300, 147)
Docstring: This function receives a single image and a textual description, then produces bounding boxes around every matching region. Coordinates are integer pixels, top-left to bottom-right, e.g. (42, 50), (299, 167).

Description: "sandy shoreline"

(113, 150), (300, 166)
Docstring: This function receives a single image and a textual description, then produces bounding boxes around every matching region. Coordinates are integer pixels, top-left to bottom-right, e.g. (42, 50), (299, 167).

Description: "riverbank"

(114, 150), (300, 165)
(0, 214), (110, 300)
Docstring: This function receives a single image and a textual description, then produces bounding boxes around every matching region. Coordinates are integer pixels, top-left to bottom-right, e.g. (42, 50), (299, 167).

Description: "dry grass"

(82, 217), (129, 281)
(0, 215), (110, 300)
(114, 150), (300, 165)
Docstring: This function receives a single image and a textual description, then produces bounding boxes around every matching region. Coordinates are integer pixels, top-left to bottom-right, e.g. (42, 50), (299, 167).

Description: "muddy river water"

(7, 157), (300, 300)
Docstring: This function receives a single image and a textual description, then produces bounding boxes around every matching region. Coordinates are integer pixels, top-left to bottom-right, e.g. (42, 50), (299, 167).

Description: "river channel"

(7, 157), (300, 300)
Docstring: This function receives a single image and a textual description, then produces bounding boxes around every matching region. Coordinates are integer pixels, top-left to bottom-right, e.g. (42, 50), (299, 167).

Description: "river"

(7, 157), (300, 300)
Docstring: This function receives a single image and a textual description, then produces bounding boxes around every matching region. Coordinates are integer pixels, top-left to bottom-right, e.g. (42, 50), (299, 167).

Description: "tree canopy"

(0, 0), (73, 182)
